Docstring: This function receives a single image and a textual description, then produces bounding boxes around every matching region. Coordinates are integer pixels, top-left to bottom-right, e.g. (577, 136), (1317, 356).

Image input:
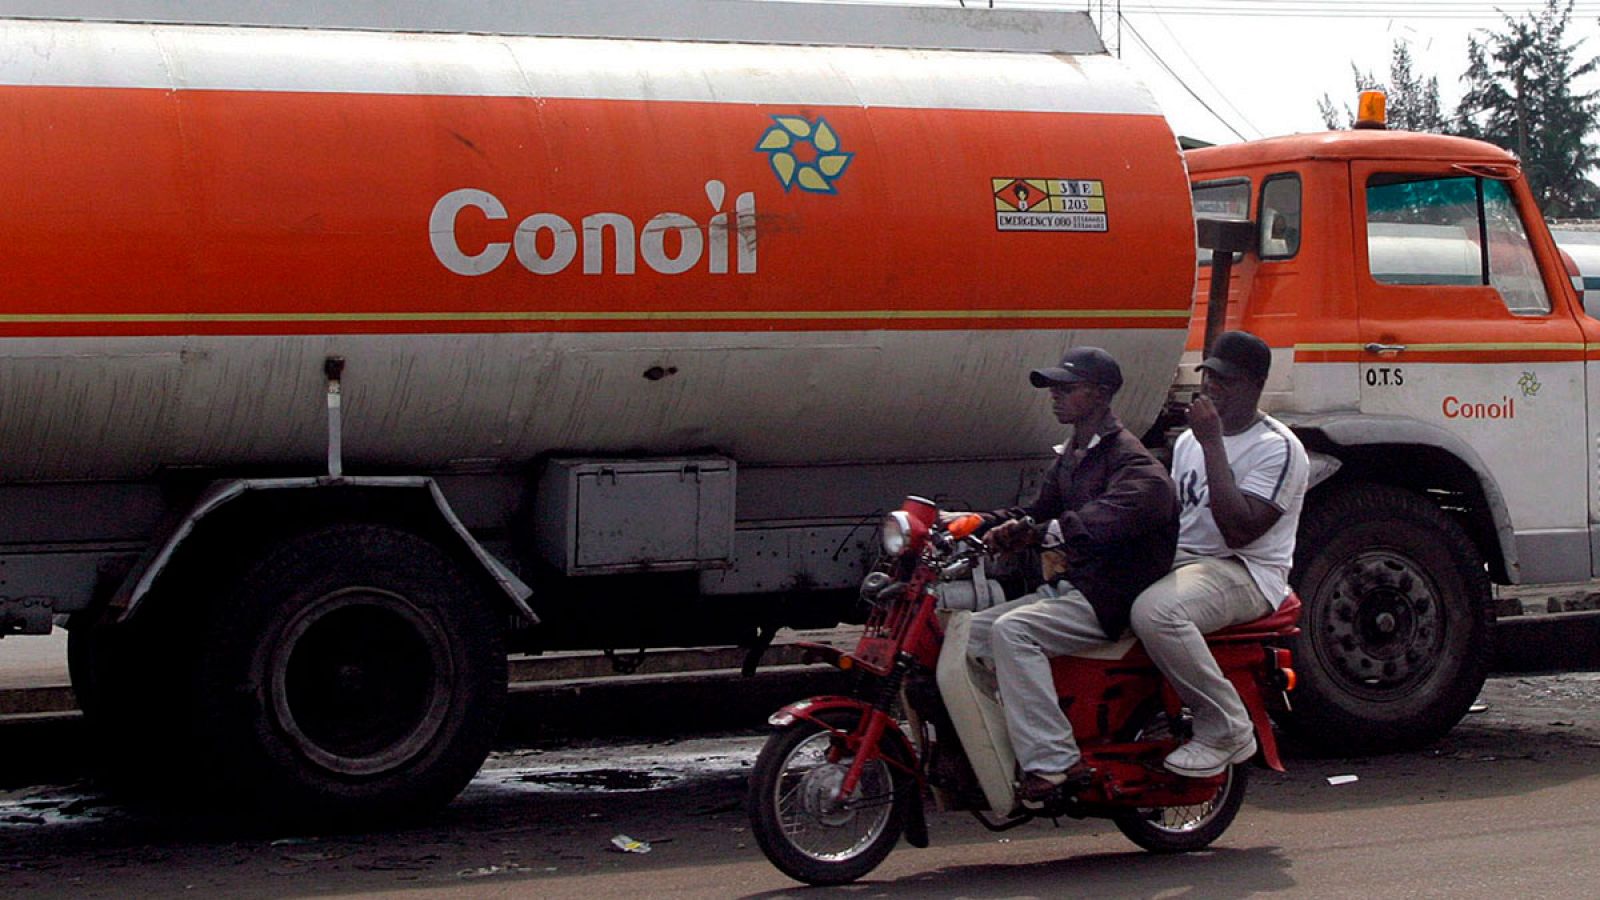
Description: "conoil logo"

(754, 115), (853, 194)
(429, 180), (757, 277)
(1441, 371), (1541, 420)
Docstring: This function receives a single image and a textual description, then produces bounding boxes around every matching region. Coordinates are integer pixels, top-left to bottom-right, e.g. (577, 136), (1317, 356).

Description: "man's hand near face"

(1187, 394), (1224, 447)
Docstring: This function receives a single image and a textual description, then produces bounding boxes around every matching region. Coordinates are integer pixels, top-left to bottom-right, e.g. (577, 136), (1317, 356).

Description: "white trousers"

(966, 582), (1108, 776)
(1129, 557), (1273, 748)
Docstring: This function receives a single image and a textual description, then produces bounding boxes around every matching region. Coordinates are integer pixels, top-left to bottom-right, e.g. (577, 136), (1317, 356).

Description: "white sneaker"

(1163, 735), (1257, 778)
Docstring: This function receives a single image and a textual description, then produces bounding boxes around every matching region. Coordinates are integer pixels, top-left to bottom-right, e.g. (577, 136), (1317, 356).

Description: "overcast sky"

(798, 1), (1600, 146)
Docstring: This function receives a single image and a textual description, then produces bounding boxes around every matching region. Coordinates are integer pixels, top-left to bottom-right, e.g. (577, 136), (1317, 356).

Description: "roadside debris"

(1326, 775), (1359, 786)
(457, 863), (527, 879)
(610, 834), (652, 854)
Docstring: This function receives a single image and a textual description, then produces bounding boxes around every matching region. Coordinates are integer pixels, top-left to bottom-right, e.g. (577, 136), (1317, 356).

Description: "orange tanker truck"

(0, 0), (1595, 820)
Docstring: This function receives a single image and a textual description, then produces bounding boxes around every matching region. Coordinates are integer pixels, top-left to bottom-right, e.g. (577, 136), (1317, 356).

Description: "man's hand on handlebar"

(986, 518), (1042, 552)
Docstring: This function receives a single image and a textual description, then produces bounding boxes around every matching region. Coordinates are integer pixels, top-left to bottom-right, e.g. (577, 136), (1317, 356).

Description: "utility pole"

(1087, 0), (1121, 57)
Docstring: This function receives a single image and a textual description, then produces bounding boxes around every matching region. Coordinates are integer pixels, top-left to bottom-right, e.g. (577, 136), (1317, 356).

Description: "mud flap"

(1232, 671), (1287, 772)
(935, 611), (1020, 815)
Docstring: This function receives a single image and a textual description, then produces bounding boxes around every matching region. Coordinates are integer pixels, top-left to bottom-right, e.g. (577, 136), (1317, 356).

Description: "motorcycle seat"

(1206, 592), (1302, 643)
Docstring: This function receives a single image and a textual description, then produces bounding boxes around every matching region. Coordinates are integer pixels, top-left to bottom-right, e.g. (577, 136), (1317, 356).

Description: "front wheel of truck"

(195, 523), (507, 824)
(1287, 484), (1492, 753)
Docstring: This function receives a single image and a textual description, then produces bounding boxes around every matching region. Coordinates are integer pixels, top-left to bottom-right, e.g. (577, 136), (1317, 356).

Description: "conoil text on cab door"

(1442, 395), (1516, 419)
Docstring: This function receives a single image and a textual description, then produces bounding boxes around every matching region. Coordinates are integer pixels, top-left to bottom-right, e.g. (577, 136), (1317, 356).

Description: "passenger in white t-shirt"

(1130, 330), (1309, 778)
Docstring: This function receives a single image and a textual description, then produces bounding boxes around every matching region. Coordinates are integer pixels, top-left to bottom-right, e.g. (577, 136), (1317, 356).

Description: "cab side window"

(1259, 175), (1301, 260)
(1481, 179), (1551, 314)
(1365, 173), (1551, 315)
(1192, 177), (1250, 266)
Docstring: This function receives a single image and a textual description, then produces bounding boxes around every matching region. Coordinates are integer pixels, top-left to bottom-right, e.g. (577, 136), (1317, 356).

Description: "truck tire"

(195, 524), (507, 823)
(1287, 484), (1492, 753)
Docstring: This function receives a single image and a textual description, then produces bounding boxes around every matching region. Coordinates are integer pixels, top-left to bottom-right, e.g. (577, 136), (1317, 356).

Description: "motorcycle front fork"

(832, 654), (915, 800)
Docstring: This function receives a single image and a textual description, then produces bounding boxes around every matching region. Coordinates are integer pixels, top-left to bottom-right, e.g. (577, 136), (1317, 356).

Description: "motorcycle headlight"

(882, 510), (913, 556)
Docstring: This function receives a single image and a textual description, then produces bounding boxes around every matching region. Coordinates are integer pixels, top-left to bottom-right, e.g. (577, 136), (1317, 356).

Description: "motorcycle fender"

(768, 697), (922, 772)
(767, 695), (873, 730)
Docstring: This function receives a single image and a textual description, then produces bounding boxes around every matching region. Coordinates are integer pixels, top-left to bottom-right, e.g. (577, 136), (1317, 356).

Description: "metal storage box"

(533, 457), (735, 575)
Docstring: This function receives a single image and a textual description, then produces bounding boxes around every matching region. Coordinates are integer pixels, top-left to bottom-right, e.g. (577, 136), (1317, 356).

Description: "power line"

(1118, 2), (1600, 19)
(1141, 4), (1265, 138)
(1119, 13), (1250, 141)
(1114, 0), (1600, 8)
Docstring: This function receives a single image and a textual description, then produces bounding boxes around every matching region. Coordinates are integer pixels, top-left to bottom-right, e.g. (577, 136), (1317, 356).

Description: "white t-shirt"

(1171, 414), (1309, 608)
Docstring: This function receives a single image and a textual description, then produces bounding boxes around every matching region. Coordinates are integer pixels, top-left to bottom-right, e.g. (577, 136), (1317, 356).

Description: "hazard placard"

(993, 178), (1107, 232)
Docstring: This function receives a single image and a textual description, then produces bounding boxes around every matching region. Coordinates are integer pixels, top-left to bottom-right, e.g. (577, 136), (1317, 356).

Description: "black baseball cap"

(1198, 330), (1272, 384)
(1029, 346), (1124, 393)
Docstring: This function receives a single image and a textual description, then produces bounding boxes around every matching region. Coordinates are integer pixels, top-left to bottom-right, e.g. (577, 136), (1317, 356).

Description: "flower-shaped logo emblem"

(755, 115), (854, 194)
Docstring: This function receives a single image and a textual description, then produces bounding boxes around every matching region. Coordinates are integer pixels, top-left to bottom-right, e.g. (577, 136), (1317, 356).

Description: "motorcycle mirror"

(945, 514), (984, 540)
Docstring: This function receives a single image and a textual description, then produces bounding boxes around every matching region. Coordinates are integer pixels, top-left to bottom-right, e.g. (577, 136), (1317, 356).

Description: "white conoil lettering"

(430, 181), (757, 277)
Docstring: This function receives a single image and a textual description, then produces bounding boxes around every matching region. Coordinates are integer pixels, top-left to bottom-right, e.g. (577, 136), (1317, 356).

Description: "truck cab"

(1183, 128), (1599, 748)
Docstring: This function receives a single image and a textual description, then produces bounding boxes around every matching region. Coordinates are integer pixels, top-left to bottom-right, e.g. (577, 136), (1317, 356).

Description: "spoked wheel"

(1111, 709), (1249, 853)
(1112, 764), (1248, 853)
(747, 709), (912, 885)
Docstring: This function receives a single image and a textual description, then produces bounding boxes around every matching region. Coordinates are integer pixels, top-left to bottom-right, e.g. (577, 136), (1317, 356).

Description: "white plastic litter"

(611, 834), (652, 854)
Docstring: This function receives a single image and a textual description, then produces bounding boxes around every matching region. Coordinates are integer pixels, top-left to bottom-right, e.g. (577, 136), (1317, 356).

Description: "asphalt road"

(3, 671), (1599, 898)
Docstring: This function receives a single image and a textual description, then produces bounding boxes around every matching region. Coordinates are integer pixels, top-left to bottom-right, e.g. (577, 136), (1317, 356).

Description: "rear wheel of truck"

(1287, 484), (1492, 753)
(195, 523), (507, 823)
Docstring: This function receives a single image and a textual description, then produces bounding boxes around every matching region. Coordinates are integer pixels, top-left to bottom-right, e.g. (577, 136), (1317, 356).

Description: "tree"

(1387, 42), (1448, 133)
(1319, 43), (1445, 133)
(1454, 0), (1600, 217)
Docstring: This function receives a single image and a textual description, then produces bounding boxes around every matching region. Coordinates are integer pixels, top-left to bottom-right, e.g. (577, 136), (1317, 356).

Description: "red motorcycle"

(748, 496), (1301, 885)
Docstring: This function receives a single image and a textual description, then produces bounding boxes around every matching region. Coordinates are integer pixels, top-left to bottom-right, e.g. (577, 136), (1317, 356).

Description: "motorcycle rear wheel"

(1111, 761), (1249, 853)
(747, 709), (912, 886)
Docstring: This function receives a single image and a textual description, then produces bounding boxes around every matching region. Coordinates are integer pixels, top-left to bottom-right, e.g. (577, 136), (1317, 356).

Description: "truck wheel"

(1287, 484), (1492, 753)
(196, 524), (506, 822)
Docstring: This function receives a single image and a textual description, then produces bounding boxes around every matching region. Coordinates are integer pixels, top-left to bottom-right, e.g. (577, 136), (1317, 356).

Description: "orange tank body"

(0, 12), (1196, 479)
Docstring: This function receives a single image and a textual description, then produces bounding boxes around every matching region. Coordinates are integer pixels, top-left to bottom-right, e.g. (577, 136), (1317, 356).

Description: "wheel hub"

(1317, 550), (1442, 692)
(268, 587), (455, 777)
(798, 763), (855, 826)
(334, 663), (368, 696)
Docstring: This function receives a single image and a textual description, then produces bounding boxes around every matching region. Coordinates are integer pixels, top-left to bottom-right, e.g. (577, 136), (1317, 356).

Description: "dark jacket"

(991, 416), (1178, 637)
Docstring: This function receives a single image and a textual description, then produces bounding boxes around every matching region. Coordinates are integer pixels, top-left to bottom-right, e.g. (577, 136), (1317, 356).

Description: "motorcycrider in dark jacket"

(989, 415), (1178, 637)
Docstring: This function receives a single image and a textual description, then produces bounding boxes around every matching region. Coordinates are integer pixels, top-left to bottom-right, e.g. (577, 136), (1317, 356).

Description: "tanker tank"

(0, 8), (1196, 481)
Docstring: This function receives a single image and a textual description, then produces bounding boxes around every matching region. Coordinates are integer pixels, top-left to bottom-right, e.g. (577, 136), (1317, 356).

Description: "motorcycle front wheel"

(747, 709), (913, 886)
(1111, 761), (1249, 853)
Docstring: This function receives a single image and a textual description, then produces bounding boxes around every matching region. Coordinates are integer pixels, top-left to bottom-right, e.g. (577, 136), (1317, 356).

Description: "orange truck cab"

(1182, 128), (1600, 749)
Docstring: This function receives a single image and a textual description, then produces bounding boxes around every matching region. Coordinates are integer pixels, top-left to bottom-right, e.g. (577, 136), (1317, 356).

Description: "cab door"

(1351, 161), (1590, 583)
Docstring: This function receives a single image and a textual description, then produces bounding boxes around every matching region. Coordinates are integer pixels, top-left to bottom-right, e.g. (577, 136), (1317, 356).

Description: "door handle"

(1364, 343), (1407, 355)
